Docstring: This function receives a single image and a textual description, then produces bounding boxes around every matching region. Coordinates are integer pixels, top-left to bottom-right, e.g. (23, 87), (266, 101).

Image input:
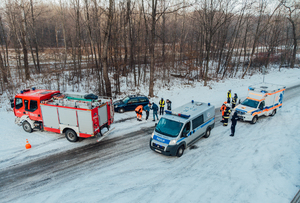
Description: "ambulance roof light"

(191, 100), (194, 103)
(32, 87), (36, 91)
(20, 90), (24, 94)
(208, 103), (210, 106)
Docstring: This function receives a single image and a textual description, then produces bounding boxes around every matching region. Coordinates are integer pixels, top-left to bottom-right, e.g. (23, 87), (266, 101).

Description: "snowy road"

(1, 84), (300, 203)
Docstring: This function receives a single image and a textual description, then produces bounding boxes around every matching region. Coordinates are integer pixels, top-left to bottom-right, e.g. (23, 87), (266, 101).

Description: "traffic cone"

(25, 139), (31, 149)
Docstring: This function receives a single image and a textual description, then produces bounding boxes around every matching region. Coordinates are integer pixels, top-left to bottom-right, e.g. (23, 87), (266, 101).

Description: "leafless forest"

(0, 0), (299, 97)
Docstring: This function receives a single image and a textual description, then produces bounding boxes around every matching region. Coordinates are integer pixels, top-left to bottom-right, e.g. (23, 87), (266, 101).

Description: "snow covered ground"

(1, 68), (300, 202)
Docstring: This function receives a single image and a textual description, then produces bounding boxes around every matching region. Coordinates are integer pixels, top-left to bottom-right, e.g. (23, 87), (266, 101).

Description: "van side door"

(191, 114), (204, 141)
(180, 121), (192, 146)
(127, 98), (139, 111)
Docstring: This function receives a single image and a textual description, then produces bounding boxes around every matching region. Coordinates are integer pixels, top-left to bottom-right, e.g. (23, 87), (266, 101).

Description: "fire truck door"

(24, 99), (40, 121)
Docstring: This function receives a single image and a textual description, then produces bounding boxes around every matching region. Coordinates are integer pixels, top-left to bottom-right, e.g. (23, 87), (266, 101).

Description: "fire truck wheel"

(65, 129), (78, 142)
(118, 108), (125, 113)
(22, 121), (32, 133)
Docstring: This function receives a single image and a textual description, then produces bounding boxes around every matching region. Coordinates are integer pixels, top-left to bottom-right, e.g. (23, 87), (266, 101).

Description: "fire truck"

(11, 88), (114, 142)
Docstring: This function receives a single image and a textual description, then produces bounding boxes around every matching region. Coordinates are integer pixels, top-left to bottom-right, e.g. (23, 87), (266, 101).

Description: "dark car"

(114, 95), (149, 113)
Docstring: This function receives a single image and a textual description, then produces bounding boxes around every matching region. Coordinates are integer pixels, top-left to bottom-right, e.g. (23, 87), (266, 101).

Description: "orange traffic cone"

(25, 139), (31, 149)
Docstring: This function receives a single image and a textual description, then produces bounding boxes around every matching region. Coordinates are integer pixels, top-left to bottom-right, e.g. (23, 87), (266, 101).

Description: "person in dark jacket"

(227, 89), (231, 103)
(232, 93), (238, 109)
(143, 103), (150, 121)
(166, 99), (172, 110)
(223, 105), (231, 126)
(230, 111), (239, 136)
(159, 98), (165, 115)
(151, 102), (159, 121)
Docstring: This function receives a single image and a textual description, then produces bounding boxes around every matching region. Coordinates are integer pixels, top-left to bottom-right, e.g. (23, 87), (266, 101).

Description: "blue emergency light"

(165, 110), (190, 118)
(249, 87), (254, 91)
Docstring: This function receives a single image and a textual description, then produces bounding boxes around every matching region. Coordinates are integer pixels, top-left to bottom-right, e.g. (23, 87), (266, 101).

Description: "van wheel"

(65, 129), (78, 142)
(270, 109), (276, 116)
(22, 121), (32, 133)
(204, 127), (211, 138)
(119, 108), (125, 113)
(176, 145), (185, 157)
(251, 116), (258, 124)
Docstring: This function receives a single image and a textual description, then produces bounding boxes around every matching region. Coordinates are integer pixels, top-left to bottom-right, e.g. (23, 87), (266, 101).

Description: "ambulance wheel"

(204, 127), (211, 138)
(270, 109), (276, 116)
(251, 116), (258, 124)
(22, 121), (32, 133)
(119, 108), (125, 113)
(65, 129), (78, 142)
(176, 145), (185, 157)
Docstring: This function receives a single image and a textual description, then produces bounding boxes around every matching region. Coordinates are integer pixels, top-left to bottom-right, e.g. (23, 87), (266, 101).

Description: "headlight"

(115, 105), (118, 108)
(169, 140), (177, 145)
(151, 132), (154, 138)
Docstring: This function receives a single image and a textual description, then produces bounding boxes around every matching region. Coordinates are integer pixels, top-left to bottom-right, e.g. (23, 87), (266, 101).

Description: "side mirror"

(155, 123), (157, 127)
(182, 132), (188, 137)
(10, 99), (14, 108)
(259, 106), (263, 110)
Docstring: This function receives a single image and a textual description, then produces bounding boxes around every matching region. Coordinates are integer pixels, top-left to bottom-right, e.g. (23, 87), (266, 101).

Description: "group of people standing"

(221, 89), (239, 137)
(135, 98), (172, 121)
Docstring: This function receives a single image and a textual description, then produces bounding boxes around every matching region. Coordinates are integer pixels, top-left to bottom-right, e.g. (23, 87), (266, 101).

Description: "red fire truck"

(11, 88), (114, 142)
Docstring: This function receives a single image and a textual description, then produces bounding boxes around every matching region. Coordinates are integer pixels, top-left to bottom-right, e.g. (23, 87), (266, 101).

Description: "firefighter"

(227, 89), (231, 103)
(230, 111), (239, 136)
(220, 101), (227, 123)
(166, 99), (172, 110)
(143, 103), (151, 121)
(151, 102), (159, 121)
(232, 93), (238, 109)
(159, 98), (165, 115)
(135, 105), (143, 121)
(223, 105), (231, 126)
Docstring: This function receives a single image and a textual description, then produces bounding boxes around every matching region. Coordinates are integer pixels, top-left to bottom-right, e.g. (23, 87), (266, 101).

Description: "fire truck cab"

(11, 88), (114, 142)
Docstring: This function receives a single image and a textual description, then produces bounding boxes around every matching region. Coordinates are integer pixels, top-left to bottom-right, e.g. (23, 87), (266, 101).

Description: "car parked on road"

(114, 95), (149, 113)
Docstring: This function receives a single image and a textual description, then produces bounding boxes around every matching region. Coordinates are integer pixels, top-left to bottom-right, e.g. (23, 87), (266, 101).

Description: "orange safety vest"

(135, 105), (143, 113)
(220, 104), (226, 116)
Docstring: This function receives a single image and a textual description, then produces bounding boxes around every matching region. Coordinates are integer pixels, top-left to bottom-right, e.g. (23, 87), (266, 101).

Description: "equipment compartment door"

(77, 110), (93, 134)
(98, 105), (108, 126)
(58, 108), (77, 126)
(41, 105), (59, 129)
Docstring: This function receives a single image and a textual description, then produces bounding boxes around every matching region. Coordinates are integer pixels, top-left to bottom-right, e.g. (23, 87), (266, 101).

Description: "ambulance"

(234, 83), (285, 124)
(149, 101), (215, 157)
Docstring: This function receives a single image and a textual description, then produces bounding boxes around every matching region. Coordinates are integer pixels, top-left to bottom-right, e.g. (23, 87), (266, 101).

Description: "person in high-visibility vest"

(159, 98), (165, 115)
(135, 105), (143, 121)
(227, 89), (231, 103)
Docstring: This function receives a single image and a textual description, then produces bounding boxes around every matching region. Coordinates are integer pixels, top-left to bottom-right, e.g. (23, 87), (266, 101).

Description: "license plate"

(155, 149), (162, 153)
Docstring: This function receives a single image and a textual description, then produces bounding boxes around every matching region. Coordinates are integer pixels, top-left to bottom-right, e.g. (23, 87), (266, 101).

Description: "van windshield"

(155, 118), (183, 138)
(241, 99), (259, 108)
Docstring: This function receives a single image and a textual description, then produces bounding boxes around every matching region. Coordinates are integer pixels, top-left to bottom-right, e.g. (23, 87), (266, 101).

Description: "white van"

(149, 101), (215, 157)
(234, 83), (285, 124)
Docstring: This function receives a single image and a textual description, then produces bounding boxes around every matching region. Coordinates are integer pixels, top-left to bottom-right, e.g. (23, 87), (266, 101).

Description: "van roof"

(163, 101), (214, 122)
(248, 83), (286, 93)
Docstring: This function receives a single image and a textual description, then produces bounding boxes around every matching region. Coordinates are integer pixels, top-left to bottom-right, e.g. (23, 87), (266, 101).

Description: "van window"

(192, 115), (204, 130)
(181, 122), (191, 137)
(15, 98), (23, 109)
(139, 98), (147, 102)
(128, 98), (138, 104)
